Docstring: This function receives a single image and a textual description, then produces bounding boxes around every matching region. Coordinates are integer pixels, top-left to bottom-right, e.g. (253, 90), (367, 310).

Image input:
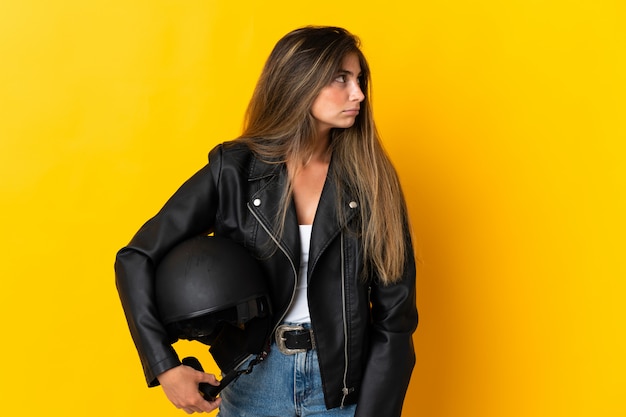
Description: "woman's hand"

(157, 364), (222, 414)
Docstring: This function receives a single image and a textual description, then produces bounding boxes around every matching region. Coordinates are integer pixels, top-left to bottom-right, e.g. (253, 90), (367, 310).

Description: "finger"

(199, 373), (221, 386)
(189, 395), (220, 413)
(198, 397), (221, 413)
(179, 403), (201, 414)
(182, 404), (204, 414)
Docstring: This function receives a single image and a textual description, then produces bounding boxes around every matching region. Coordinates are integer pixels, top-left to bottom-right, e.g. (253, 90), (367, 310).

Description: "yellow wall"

(1, 1), (624, 415)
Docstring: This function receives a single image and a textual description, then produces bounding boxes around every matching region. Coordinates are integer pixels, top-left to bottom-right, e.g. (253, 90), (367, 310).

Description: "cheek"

(311, 90), (340, 116)
(311, 95), (328, 119)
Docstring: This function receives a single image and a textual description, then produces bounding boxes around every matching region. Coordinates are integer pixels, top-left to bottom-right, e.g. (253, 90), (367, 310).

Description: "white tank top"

(282, 225), (312, 323)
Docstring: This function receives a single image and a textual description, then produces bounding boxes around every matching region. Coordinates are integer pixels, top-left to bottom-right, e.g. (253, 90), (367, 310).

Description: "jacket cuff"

(146, 354), (182, 387)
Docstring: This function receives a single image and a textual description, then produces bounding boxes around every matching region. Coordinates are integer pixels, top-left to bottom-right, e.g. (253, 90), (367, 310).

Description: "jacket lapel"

(309, 167), (359, 280)
(248, 157), (300, 262)
(247, 155), (359, 280)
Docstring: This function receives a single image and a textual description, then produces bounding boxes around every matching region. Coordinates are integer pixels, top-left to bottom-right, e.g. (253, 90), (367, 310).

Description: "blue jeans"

(216, 333), (356, 417)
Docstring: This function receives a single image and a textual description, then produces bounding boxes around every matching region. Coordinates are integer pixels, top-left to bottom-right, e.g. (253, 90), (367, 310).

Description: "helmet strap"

(209, 323), (250, 373)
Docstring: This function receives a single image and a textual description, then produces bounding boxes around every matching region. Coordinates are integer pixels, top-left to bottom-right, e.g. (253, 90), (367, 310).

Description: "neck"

(287, 131), (331, 173)
(309, 129), (331, 164)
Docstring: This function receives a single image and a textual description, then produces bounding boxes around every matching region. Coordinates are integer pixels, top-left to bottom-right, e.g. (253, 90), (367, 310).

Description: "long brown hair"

(238, 26), (410, 285)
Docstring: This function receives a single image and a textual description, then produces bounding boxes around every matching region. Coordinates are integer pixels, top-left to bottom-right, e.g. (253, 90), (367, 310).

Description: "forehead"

(339, 53), (362, 73)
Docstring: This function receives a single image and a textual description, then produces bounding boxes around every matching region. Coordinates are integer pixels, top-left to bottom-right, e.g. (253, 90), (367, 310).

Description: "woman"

(116, 26), (417, 417)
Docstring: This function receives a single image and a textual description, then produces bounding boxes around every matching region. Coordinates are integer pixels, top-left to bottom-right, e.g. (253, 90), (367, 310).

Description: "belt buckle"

(275, 324), (308, 355)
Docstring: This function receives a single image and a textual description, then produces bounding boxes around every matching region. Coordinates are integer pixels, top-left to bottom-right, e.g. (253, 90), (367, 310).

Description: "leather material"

(115, 141), (418, 417)
(283, 330), (313, 350)
(275, 324), (315, 353)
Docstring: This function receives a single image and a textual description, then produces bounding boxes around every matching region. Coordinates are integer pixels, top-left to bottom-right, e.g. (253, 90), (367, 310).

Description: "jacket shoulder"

(208, 140), (257, 175)
(210, 140), (279, 180)
(210, 140), (253, 161)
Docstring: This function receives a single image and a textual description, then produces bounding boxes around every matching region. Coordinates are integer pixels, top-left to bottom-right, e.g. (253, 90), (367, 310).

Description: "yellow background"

(1, 1), (624, 416)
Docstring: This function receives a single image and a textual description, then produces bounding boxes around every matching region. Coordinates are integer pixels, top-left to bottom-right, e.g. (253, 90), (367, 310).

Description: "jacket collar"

(248, 153), (282, 181)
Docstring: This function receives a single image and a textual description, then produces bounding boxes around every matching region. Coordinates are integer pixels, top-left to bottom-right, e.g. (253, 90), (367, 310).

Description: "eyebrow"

(337, 69), (363, 77)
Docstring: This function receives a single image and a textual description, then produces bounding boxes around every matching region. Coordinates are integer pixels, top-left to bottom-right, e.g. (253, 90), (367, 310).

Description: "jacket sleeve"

(114, 145), (224, 386)
(355, 226), (418, 417)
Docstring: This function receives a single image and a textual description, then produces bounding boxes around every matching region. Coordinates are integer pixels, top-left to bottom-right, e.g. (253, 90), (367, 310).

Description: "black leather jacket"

(115, 141), (418, 417)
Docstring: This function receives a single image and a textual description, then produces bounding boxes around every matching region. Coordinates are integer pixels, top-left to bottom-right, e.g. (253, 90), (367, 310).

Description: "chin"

(334, 120), (357, 129)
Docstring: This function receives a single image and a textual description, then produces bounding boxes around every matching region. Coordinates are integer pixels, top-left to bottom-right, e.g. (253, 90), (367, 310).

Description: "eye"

(334, 74), (347, 83)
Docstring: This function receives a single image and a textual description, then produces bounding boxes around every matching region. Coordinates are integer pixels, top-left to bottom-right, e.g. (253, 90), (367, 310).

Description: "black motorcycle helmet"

(155, 235), (272, 374)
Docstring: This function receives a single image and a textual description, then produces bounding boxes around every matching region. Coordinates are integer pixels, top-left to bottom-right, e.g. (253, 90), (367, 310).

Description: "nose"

(350, 81), (365, 102)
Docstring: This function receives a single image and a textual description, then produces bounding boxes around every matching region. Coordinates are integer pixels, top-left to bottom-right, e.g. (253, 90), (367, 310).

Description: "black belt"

(275, 324), (315, 355)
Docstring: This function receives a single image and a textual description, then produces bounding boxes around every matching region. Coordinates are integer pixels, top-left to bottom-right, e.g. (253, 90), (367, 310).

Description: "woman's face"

(310, 53), (365, 136)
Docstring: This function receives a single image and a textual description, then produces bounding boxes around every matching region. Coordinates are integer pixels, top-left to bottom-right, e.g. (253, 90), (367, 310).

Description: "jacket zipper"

(249, 202), (353, 406)
(340, 231), (353, 407)
(247, 203), (298, 334)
